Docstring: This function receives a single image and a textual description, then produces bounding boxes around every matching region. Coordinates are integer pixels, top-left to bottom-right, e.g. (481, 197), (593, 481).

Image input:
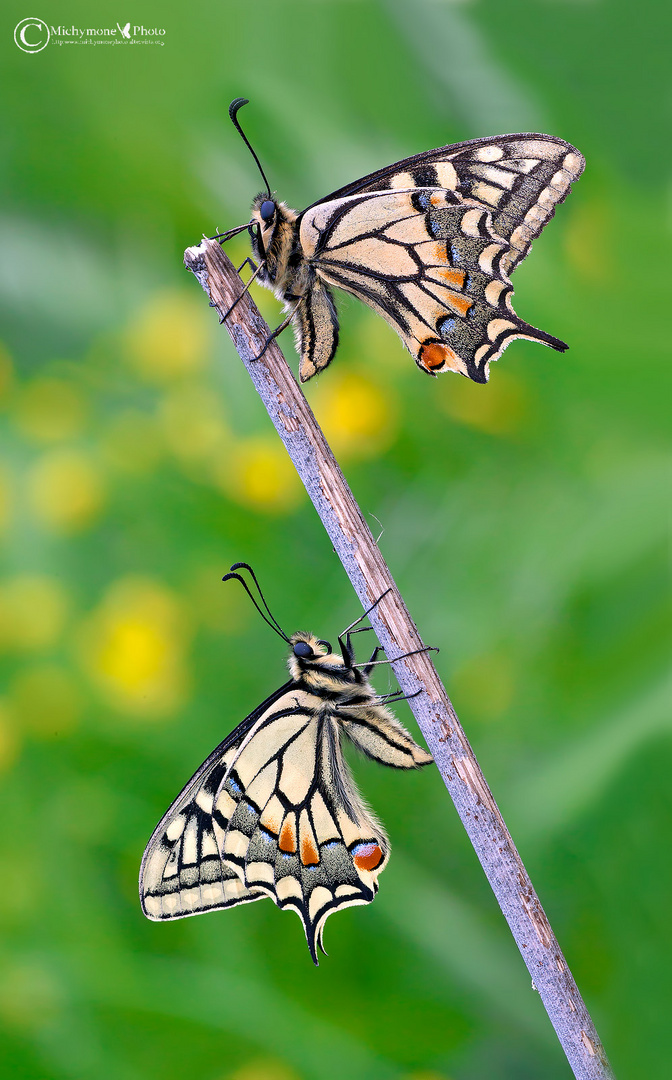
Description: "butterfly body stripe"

(140, 630), (432, 963)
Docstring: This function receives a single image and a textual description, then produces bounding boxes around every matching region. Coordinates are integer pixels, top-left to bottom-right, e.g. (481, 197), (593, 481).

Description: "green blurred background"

(1, 1), (669, 1077)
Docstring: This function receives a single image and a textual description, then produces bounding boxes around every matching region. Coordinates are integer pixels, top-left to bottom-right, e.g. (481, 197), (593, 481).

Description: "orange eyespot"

(419, 341), (462, 373)
(352, 842), (383, 871)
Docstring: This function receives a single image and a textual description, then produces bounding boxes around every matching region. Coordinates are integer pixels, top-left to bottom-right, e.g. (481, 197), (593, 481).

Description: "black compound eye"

(316, 640), (332, 653)
(293, 641), (313, 658)
(259, 200), (275, 222)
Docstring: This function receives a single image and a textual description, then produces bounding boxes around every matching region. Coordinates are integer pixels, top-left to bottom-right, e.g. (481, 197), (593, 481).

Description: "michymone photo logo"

(13, 19), (166, 49)
(14, 17), (50, 52)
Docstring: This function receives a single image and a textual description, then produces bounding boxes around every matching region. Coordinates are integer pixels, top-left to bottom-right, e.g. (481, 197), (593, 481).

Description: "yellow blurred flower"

(440, 369), (529, 436)
(14, 376), (88, 442)
(214, 436), (303, 513)
(27, 449), (104, 533)
(79, 576), (190, 718)
(126, 290), (210, 383)
(159, 384), (231, 466)
(0, 340), (14, 405)
(10, 664), (82, 738)
(0, 700), (20, 770)
(100, 409), (164, 473)
(451, 651), (515, 722)
(310, 371), (397, 458)
(0, 574), (69, 651)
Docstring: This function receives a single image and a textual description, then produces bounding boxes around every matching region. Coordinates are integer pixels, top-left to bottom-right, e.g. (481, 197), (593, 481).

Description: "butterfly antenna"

(224, 564), (289, 642)
(229, 562), (289, 639)
(229, 98), (272, 199)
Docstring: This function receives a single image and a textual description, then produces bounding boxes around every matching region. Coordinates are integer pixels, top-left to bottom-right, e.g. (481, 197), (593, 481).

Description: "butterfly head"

(249, 195), (297, 272)
(288, 631), (348, 682)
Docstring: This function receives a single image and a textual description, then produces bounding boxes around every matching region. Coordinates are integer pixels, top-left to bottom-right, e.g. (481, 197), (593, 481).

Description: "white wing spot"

(475, 145), (504, 162)
(276, 875), (302, 901)
(166, 816), (185, 842)
(471, 182), (504, 207)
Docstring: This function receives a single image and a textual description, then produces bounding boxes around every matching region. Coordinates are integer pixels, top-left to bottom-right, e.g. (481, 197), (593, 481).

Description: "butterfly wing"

(303, 133), (585, 275)
(141, 686), (392, 964)
(139, 680), (294, 921)
(299, 187), (563, 383)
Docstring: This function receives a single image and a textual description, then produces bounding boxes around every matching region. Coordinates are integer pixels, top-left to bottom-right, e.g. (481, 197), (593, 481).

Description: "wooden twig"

(184, 237), (615, 1080)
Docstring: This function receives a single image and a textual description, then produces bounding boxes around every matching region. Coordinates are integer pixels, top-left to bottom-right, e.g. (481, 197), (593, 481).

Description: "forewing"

(139, 680), (293, 921)
(303, 133), (584, 274)
(300, 188), (565, 383)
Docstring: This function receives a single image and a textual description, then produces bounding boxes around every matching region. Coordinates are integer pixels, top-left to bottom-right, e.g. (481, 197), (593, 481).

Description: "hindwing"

(140, 686), (395, 963)
(299, 187), (563, 383)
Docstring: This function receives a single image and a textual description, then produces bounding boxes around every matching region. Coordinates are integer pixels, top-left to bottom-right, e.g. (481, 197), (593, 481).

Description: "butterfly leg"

(210, 222), (251, 243)
(236, 257), (258, 274)
(353, 644), (438, 670)
(220, 260), (265, 322)
(253, 298), (303, 362)
(333, 689), (422, 712)
(361, 646), (382, 676)
(339, 590), (392, 640)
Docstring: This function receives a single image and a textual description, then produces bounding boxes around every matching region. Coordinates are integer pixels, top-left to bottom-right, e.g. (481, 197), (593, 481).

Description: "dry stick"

(184, 237), (615, 1080)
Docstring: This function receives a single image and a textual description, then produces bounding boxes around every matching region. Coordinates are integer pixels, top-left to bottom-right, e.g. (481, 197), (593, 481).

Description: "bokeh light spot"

(0, 574), (70, 651)
(311, 372), (396, 458)
(79, 576), (190, 718)
(126, 290), (211, 383)
(28, 449), (104, 533)
(14, 376), (88, 442)
(159, 384), (231, 465)
(214, 437), (303, 513)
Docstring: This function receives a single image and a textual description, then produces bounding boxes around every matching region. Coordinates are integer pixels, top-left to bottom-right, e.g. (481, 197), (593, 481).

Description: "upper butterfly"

(140, 564), (432, 964)
(222, 98), (584, 384)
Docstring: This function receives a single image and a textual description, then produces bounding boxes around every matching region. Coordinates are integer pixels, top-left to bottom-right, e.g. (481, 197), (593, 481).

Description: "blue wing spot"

(438, 317), (456, 340)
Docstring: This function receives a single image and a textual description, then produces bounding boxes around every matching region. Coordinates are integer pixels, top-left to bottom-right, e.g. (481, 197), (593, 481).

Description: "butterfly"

(139, 564), (433, 964)
(219, 98), (584, 384)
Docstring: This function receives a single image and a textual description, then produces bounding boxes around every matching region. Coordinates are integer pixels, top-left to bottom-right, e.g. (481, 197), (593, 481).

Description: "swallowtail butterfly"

(221, 98), (584, 384)
(140, 565), (432, 964)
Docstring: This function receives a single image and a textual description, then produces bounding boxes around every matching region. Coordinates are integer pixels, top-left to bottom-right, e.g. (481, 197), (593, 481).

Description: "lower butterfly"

(139, 564), (433, 964)
(218, 99), (585, 383)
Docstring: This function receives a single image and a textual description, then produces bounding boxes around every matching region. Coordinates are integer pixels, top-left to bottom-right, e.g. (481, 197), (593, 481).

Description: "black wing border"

(299, 132), (584, 215)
